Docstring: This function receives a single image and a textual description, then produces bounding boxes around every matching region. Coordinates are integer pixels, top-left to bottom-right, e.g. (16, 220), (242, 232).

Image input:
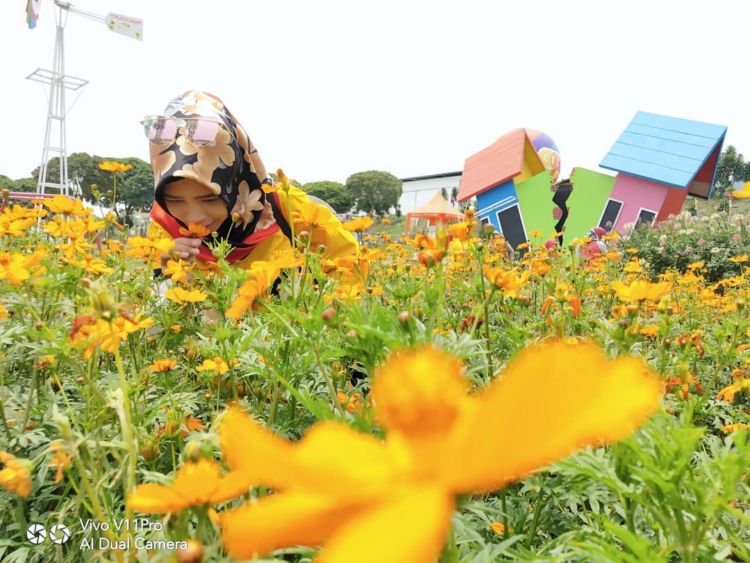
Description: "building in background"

(399, 171), (462, 214)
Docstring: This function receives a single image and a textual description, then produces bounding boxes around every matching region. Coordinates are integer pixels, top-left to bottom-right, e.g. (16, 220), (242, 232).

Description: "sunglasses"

(140, 115), (228, 147)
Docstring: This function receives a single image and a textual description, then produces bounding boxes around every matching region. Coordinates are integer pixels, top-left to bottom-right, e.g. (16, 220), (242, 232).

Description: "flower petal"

(318, 487), (454, 563)
(128, 483), (187, 514)
(218, 409), (294, 489)
(220, 410), (396, 496)
(441, 340), (662, 493)
(221, 491), (363, 559)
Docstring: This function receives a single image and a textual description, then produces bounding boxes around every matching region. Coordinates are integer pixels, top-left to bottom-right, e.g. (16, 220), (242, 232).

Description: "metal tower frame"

(27, 1), (88, 196)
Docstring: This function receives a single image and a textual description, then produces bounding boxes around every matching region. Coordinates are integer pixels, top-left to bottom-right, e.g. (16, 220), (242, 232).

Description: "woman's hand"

(161, 237), (202, 267)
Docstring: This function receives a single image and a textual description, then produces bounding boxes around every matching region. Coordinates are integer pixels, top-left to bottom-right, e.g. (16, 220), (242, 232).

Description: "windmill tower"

(25, 0), (143, 196)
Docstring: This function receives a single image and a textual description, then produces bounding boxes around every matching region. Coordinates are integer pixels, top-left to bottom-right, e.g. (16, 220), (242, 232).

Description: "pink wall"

(610, 174), (669, 232)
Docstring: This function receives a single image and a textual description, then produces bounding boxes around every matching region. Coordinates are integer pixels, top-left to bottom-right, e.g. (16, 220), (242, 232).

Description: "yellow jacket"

(147, 186), (358, 270)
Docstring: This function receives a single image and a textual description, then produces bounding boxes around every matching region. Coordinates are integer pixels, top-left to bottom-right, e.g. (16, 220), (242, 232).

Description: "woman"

(144, 91), (357, 274)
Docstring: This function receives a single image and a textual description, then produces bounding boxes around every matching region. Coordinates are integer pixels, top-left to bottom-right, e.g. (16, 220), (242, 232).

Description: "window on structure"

(496, 205), (527, 253)
(598, 199), (623, 232)
(636, 208), (657, 227)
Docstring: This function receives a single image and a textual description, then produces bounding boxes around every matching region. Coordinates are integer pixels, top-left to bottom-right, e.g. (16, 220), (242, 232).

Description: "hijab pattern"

(149, 91), (278, 261)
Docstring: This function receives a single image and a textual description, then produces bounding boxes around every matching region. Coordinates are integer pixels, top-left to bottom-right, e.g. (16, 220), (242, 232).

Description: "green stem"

(113, 347), (137, 556)
(313, 345), (345, 418)
(15, 498), (28, 535)
(525, 487), (547, 549)
(21, 366), (39, 430)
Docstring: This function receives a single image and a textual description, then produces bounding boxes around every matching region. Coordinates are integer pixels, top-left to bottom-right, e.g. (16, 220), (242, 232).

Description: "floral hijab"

(148, 91), (280, 263)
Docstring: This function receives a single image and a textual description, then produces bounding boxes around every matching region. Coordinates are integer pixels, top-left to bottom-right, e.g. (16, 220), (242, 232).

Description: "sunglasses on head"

(140, 115), (228, 147)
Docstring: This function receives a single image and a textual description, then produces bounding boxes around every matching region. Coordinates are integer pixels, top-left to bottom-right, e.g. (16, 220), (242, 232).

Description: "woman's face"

(162, 179), (228, 232)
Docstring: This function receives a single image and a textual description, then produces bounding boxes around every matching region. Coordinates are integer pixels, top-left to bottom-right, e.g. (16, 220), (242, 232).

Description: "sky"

(1, 0), (748, 186)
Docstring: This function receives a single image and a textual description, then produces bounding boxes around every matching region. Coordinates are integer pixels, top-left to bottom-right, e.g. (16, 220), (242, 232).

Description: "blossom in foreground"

(128, 459), (249, 513)
(0, 451), (32, 497)
(218, 340), (663, 562)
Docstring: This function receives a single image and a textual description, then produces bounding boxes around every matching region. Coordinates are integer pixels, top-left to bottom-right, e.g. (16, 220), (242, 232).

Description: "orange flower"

(178, 222), (212, 238)
(180, 416), (207, 438)
(217, 341), (662, 562)
(48, 441), (72, 484)
(721, 423), (750, 433)
(148, 359), (177, 373)
(128, 459), (250, 514)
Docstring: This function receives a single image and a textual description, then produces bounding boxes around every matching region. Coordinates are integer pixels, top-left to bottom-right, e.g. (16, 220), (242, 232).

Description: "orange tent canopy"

(405, 192), (464, 233)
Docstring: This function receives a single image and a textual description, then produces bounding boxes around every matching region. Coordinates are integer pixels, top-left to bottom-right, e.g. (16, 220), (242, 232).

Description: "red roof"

(458, 129), (533, 201)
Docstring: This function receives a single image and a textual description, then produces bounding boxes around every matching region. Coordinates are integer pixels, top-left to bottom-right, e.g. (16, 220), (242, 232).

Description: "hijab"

(148, 91), (283, 264)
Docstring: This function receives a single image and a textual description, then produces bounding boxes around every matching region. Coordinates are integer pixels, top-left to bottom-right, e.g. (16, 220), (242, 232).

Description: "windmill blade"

(104, 12), (143, 41)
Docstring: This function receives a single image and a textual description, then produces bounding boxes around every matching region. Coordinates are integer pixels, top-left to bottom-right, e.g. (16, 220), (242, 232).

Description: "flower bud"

(176, 539), (204, 563)
(321, 307), (337, 324)
(398, 311), (411, 325)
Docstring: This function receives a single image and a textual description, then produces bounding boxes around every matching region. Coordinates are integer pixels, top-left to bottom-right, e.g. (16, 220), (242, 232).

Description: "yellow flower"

(447, 221), (470, 242)
(128, 459), (249, 514)
(0, 250), (46, 285)
(148, 359), (177, 373)
(343, 216), (374, 233)
(226, 261), (280, 319)
(218, 341), (662, 562)
(163, 259), (190, 284)
(717, 379), (750, 403)
(165, 287), (208, 305)
(0, 450), (32, 497)
(0, 303), (8, 320)
(196, 357), (230, 375)
(623, 260), (643, 274)
(483, 266), (530, 299)
(98, 160), (133, 173)
(610, 280), (671, 303)
(69, 313), (154, 360)
(729, 255), (748, 264)
(43, 195), (91, 216)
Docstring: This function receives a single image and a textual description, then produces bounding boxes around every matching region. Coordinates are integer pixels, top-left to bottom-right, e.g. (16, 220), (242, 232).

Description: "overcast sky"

(1, 0), (748, 186)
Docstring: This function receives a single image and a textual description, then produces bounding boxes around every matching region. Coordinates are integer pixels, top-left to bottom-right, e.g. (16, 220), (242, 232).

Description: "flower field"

(1, 193), (750, 562)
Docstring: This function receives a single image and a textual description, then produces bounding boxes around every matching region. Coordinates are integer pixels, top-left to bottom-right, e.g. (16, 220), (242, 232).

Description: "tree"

(345, 170), (402, 215)
(713, 145), (748, 197)
(440, 187), (448, 201)
(13, 178), (37, 192)
(117, 157), (154, 225)
(301, 180), (352, 213)
(450, 187), (459, 206)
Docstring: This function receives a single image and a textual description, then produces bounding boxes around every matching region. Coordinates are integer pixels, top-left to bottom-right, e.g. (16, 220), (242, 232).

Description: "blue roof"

(599, 112), (726, 188)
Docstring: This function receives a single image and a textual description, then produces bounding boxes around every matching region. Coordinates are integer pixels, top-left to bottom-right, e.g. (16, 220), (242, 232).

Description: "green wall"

(515, 170), (553, 246)
(565, 167), (615, 240)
